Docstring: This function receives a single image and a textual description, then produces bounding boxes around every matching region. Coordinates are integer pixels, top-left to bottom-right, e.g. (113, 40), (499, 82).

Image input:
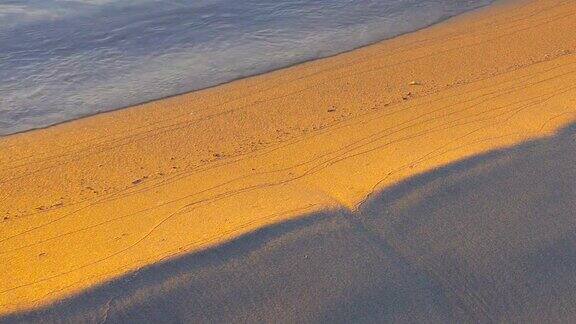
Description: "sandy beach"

(2, 0), (576, 321)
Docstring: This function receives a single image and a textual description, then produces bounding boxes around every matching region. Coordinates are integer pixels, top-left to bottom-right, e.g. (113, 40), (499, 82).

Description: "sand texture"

(2, 0), (576, 321)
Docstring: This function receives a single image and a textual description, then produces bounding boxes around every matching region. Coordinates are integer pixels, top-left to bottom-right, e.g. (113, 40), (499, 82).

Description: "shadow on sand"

(5, 122), (576, 323)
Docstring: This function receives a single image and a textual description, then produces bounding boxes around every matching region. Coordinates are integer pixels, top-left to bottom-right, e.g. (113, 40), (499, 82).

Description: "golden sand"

(1, 0), (576, 315)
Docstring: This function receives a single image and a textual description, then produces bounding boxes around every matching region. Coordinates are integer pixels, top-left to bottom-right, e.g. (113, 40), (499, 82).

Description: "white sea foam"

(0, 0), (493, 135)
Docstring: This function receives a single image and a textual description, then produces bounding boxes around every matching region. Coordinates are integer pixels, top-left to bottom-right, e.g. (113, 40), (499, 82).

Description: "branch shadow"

(4, 122), (576, 323)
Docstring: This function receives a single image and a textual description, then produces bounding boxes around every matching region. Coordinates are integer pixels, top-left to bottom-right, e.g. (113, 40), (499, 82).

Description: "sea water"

(0, 0), (494, 135)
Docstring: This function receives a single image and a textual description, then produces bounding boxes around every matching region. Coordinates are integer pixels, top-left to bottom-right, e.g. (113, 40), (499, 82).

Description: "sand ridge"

(1, 0), (576, 316)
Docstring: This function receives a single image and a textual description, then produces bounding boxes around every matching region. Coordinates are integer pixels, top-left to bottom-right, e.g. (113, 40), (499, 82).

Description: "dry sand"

(1, 0), (576, 321)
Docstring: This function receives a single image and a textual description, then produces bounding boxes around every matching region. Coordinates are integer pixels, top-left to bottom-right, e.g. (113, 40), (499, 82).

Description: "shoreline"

(0, 0), (498, 138)
(2, 0), (576, 317)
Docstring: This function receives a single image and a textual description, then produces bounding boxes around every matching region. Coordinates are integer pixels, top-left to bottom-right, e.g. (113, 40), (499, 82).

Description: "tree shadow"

(4, 122), (576, 323)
